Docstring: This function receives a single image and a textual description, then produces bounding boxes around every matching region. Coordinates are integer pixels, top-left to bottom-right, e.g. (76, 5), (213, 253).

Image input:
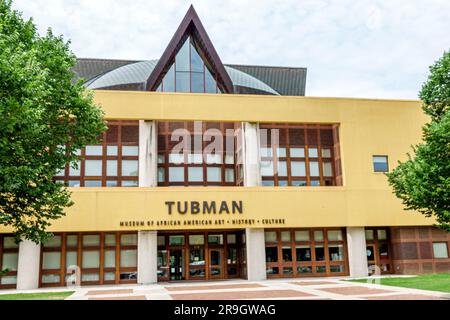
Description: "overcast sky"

(12, 0), (450, 99)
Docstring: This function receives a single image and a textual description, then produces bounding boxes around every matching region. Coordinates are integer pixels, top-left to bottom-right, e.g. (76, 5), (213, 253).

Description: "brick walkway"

(1, 278), (449, 300)
(60, 278), (450, 300)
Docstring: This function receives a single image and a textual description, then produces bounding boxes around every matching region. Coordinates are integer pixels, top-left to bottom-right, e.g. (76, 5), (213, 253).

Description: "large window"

(265, 228), (348, 277)
(0, 235), (19, 288)
(156, 36), (223, 94)
(54, 121), (139, 187)
(259, 124), (342, 186)
(40, 232), (137, 287)
(157, 121), (241, 186)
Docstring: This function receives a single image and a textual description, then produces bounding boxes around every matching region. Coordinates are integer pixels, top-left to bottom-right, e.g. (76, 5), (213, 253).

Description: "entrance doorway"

(209, 248), (224, 279)
(170, 249), (184, 280)
(157, 230), (245, 281)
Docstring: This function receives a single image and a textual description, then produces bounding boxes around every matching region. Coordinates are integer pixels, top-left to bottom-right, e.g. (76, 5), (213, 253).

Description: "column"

(16, 240), (41, 290)
(139, 120), (157, 187)
(346, 227), (369, 277)
(245, 228), (266, 281)
(137, 231), (158, 284)
(242, 122), (261, 186)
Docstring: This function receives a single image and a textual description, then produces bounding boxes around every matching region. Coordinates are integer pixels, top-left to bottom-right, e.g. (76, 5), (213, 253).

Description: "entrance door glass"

(169, 249), (184, 280)
(366, 245), (376, 275)
(189, 247), (205, 278)
(209, 249), (223, 278)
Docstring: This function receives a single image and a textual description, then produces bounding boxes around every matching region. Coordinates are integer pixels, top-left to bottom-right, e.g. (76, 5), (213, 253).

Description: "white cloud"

(11, 0), (450, 99)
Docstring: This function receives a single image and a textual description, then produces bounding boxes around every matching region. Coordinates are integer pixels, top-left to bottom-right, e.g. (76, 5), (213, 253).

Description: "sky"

(12, 0), (450, 99)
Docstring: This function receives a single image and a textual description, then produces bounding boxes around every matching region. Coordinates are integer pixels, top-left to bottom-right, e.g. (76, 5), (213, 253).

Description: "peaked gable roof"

(146, 5), (234, 93)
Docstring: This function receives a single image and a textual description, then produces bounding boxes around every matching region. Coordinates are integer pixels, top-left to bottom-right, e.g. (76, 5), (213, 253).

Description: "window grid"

(259, 124), (340, 186)
(0, 235), (19, 289)
(156, 36), (222, 94)
(157, 121), (241, 186)
(39, 232), (137, 288)
(54, 120), (139, 187)
(265, 228), (348, 278)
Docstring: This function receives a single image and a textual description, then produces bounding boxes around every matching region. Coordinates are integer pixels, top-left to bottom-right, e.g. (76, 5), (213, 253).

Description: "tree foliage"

(0, 0), (107, 243)
(387, 51), (450, 231)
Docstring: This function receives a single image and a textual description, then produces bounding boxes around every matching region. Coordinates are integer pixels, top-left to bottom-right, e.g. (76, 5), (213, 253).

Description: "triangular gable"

(146, 5), (234, 93)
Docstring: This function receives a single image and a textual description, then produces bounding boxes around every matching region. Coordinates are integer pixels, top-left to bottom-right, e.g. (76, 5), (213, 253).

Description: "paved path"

(61, 278), (450, 300)
(1, 277), (449, 300)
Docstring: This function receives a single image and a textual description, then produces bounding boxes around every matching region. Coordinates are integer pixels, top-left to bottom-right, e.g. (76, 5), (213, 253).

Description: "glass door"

(209, 249), (224, 279)
(170, 249), (184, 280)
(157, 250), (169, 281)
(366, 245), (376, 275)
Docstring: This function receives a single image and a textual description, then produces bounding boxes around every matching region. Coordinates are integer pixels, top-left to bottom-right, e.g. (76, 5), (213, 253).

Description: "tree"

(0, 0), (107, 244)
(387, 51), (450, 231)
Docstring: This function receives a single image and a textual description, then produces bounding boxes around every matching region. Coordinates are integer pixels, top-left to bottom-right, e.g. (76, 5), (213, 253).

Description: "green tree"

(0, 0), (107, 243)
(387, 51), (450, 231)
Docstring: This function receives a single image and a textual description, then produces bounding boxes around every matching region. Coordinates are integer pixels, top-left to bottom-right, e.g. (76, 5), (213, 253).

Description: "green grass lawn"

(348, 273), (450, 293)
(0, 291), (74, 300)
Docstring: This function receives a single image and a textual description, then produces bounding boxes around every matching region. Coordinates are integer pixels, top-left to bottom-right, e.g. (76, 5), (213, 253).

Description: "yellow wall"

(0, 91), (434, 233)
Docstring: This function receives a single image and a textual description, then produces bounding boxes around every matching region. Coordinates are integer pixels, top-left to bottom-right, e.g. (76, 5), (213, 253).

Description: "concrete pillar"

(346, 227), (369, 277)
(16, 240), (41, 290)
(139, 120), (157, 187)
(242, 122), (261, 186)
(137, 231), (158, 284)
(245, 228), (266, 281)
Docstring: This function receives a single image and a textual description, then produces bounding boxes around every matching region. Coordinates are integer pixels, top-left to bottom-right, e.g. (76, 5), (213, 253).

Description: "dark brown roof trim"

(145, 5), (234, 93)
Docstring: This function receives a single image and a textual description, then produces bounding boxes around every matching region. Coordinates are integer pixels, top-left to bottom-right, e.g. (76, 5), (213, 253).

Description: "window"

(259, 124), (341, 187)
(0, 235), (19, 287)
(157, 36), (220, 94)
(265, 247), (278, 263)
(433, 242), (449, 259)
(265, 228), (347, 277)
(373, 155), (389, 172)
(157, 121), (239, 186)
(54, 121), (139, 187)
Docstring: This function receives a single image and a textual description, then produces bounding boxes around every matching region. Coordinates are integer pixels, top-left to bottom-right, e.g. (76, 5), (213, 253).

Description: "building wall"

(0, 91), (434, 233)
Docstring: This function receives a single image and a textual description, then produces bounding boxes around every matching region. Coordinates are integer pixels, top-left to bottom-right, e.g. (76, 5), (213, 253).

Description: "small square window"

(373, 156), (389, 172)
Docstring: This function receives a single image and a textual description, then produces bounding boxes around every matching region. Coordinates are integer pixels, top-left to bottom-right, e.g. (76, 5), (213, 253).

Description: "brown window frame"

(157, 121), (241, 187)
(39, 232), (138, 288)
(54, 120), (139, 188)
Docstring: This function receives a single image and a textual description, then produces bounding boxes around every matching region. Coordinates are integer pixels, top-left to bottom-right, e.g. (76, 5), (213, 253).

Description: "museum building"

(1, 6), (449, 290)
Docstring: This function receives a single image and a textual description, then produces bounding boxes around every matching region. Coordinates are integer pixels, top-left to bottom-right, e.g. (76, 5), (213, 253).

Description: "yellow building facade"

(1, 6), (449, 290)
